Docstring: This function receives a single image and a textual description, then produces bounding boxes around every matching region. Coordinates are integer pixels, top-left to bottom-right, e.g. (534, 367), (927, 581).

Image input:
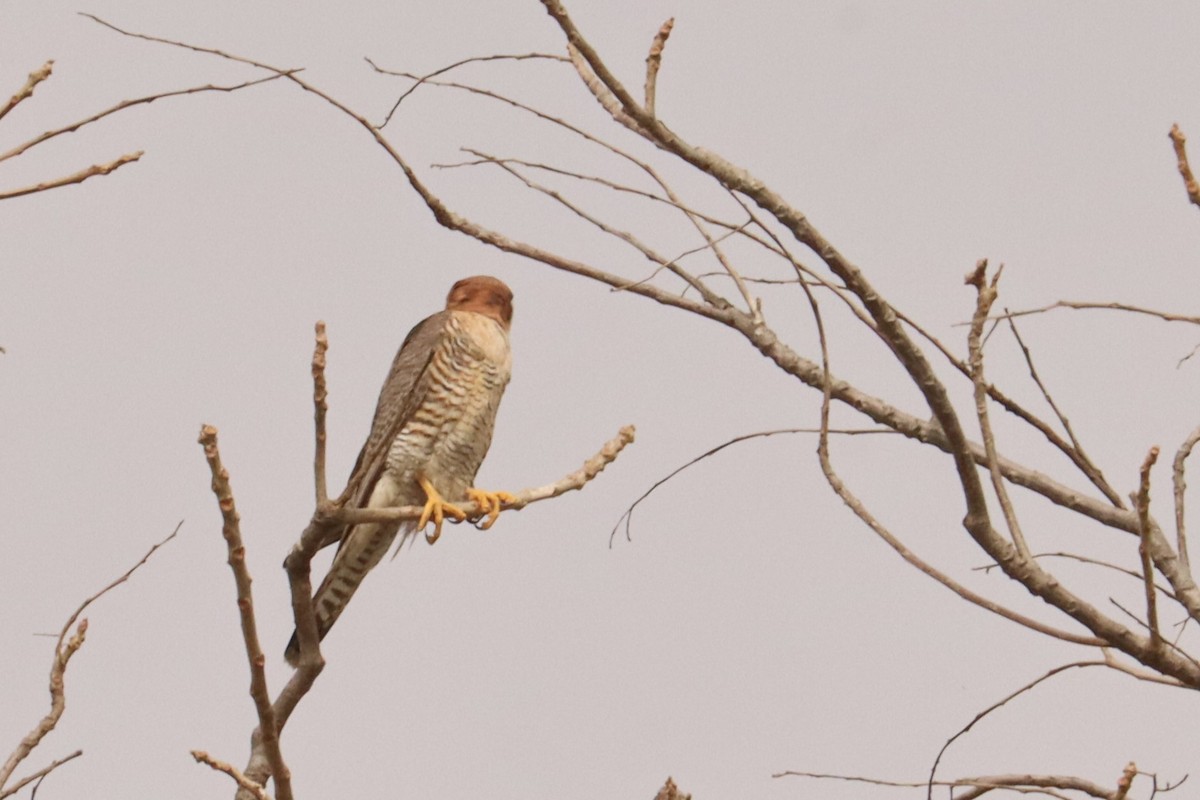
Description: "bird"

(285, 275), (515, 666)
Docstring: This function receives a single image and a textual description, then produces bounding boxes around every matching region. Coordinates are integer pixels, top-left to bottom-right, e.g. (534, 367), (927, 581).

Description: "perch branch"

(338, 424), (636, 526)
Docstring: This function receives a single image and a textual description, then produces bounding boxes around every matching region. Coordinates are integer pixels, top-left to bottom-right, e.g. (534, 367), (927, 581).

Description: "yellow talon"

(465, 488), (517, 530)
(417, 476), (468, 544)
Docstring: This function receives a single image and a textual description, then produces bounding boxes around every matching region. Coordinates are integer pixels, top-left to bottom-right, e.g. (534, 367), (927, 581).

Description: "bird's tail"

(284, 520), (410, 666)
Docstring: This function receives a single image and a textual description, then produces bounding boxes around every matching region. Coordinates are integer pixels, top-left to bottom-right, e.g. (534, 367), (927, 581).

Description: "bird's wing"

(338, 310), (449, 512)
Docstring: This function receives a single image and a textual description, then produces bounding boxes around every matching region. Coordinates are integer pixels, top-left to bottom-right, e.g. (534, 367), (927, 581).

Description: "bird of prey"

(285, 275), (515, 666)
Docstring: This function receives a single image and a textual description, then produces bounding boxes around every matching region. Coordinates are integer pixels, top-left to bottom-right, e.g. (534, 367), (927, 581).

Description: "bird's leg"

(417, 476), (468, 544)
(465, 488), (518, 530)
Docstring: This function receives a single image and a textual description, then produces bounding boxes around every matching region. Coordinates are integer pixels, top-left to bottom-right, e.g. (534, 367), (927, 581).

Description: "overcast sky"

(4, 2), (1200, 798)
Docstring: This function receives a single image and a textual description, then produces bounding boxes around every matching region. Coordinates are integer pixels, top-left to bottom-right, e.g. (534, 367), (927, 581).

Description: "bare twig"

(643, 18), (674, 117)
(653, 776), (690, 800)
(1172, 425), (1200, 570)
(197, 426), (291, 800)
(0, 61), (53, 122)
(312, 322), (330, 506)
(0, 525), (179, 796)
(1114, 761), (1137, 800)
(368, 52), (567, 128)
(191, 751), (271, 800)
(926, 659), (1106, 799)
(610, 427), (893, 545)
(0, 73), (288, 165)
(1136, 447), (1163, 649)
(976, 551), (1179, 601)
(986, 301), (1200, 327)
(967, 261), (1032, 559)
(1169, 124), (1200, 209)
(900, 306), (1124, 507)
(0, 151), (143, 200)
(0, 751), (81, 800)
(776, 770), (1124, 800)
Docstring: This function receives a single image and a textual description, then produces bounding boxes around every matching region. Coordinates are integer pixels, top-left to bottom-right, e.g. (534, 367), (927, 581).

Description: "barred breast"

(386, 309), (512, 503)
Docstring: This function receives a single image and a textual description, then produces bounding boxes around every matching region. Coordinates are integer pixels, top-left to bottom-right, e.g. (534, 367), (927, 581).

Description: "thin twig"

(1172, 426), (1200, 571)
(926, 660), (1108, 800)
(0, 152), (143, 200)
(0, 72), (288, 165)
(610, 427), (893, 545)
(197, 426), (291, 800)
(976, 551), (1179, 601)
(0, 751), (81, 800)
(191, 751), (271, 800)
(0, 61), (53, 122)
(1169, 124), (1200, 209)
(777, 770), (1123, 800)
(967, 261), (1032, 559)
(0, 525), (179, 795)
(1136, 447), (1163, 650)
(643, 18), (674, 117)
(985, 301), (1200, 327)
(900, 306), (1124, 507)
(312, 322), (330, 506)
(1004, 311), (1111, 497)
(367, 52), (567, 128)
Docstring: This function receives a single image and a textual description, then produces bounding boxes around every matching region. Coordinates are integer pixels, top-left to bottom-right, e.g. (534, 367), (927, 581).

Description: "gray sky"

(4, 2), (1200, 798)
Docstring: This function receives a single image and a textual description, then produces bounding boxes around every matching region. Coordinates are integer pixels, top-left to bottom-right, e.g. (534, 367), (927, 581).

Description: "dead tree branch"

(197, 427), (291, 800)
(1169, 124), (1200, 209)
(0, 526), (178, 798)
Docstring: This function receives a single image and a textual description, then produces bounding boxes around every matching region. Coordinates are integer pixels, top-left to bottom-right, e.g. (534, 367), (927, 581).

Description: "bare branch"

(0, 61), (53, 122)
(0, 525), (178, 795)
(967, 261), (1032, 560)
(0, 151), (143, 200)
(987, 300), (1200, 327)
(0, 750), (81, 800)
(1136, 447), (1163, 649)
(367, 52), (567, 128)
(0, 73), (288, 165)
(339, 424), (636, 528)
(191, 751), (271, 800)
(926, 659), (1107, 799)
(611, 427), (894, 545)
(1169, 124), (1200, 209)
(1111, 762), (1137, 800)
(312, 322), (330, 506)
(1172, 425), (1200, 571)
(900, 307), (1124, 507)
(197, 426), (291, 800)
(776, 770), (1124, 800)
(643, 18), (674, 117)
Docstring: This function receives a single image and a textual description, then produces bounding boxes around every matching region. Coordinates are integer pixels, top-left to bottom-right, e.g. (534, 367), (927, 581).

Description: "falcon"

(285, 275), (515, 666)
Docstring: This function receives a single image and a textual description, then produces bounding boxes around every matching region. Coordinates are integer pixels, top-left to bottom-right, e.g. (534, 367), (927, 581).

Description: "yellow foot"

(465, 488), (518, 530)
(417, 476), (468, 544)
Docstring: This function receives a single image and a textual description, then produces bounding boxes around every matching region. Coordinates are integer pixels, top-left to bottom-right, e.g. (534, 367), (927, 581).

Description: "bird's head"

(446, 275), (514, 330)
